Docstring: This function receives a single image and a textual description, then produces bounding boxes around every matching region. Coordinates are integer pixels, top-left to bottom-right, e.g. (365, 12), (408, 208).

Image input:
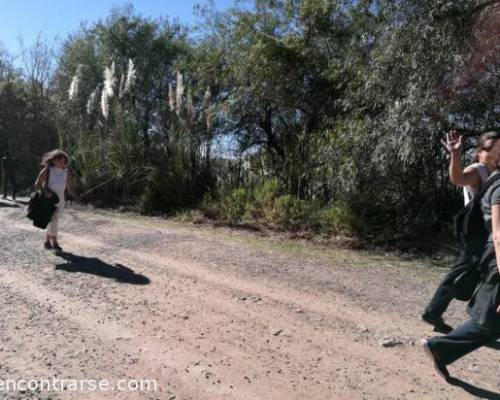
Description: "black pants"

(424, 249), (473, 318)
(427, 319), (500, 364)
(2, 175), (16, 199)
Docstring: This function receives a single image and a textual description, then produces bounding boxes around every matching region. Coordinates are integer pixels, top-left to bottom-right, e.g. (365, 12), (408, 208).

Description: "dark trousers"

(424, 249), (473, 318)
(2, 175), (16, 199)
(428, 320), (500, 364)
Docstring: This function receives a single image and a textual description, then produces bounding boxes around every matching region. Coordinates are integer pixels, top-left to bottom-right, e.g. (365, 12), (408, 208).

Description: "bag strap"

(473, 173), (500, 203)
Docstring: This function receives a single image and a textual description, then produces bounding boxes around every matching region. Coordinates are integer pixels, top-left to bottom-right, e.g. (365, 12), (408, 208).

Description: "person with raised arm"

(422, 132), (500, 379)
(422, 131), (500, 333)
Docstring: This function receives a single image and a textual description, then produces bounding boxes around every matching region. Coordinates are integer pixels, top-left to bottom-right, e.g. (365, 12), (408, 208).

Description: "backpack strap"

(473, 173), (500, 203)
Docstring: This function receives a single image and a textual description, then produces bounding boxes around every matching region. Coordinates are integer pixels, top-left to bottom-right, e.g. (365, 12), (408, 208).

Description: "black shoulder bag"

(27, 168), (59, 229)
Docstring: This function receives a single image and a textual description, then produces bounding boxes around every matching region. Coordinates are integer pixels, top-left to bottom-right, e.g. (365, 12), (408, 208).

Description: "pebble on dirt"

(379, 338), (403, 348)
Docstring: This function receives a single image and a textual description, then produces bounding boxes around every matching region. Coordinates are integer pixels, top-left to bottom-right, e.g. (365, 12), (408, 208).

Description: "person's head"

(41, 149), (69, 169)
(474, 131), (500, 169)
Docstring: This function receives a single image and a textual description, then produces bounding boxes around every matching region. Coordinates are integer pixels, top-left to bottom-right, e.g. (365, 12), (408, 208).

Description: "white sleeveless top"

(463, 163), (489, 205)
(47, 167), (68, 207)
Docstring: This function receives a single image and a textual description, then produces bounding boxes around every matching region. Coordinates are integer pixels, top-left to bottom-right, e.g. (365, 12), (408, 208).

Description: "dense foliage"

(1, 1), (499, 247)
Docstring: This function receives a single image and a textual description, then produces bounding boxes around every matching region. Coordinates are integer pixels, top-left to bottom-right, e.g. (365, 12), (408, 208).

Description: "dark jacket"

(467, 245), (500, 332)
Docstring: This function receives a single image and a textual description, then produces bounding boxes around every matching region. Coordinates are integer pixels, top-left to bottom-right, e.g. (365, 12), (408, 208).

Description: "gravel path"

(0, 198), (499, 399)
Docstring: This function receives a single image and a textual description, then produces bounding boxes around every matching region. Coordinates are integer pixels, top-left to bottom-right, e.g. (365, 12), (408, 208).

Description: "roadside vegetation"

(1, 1), (499, 249)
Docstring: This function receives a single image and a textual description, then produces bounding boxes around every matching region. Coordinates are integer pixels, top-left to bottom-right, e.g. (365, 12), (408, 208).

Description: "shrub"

(200, 192), (222, 220)
(176, 209), (206, 224)
(273, 194), (307, 229)
(138, 167), (187, 214)
(318, 203), (362, 235)
(221, 188), (250, 224)
(254, 178), (283, 206)
(253, 178), (284, 222)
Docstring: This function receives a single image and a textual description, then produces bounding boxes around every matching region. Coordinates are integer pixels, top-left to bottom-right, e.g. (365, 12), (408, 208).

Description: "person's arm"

(454, 163), (482, 190)
(34, 167), (48, 190)
(66, 172), (81, 202)
(442, 130), (482, 189)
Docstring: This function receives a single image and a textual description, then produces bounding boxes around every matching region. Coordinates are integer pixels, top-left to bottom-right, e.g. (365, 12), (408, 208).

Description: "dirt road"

(0, 198), (499, 400)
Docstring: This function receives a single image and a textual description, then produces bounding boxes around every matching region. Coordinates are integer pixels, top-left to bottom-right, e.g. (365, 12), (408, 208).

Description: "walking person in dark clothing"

(421, 133), (500, 379)
(422, 131), (500, 333)
(1, 152), (16, 200)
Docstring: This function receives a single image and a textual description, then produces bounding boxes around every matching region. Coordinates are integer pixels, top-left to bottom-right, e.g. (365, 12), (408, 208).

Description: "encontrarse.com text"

(0, 378), (158, 392)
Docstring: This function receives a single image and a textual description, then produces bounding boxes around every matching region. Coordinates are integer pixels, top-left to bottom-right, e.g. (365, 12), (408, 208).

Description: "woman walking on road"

(422, 131), (499, 333)
(422, 133), (500, 379)
(34, 150), (80, 252)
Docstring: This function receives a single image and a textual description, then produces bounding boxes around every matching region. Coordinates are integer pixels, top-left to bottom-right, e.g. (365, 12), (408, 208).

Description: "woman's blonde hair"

(41, 149), (69, 167)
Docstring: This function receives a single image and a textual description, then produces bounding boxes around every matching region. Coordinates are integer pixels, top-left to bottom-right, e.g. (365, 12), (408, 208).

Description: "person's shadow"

(447, 377), (500, 399)
(55, 252), (150, 285)
(485, 341), (500, 350)
(0, 200), (20, 208)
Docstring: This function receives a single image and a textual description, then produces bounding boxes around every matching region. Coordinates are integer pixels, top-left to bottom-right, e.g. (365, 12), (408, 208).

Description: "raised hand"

(441, 130), (463, 154)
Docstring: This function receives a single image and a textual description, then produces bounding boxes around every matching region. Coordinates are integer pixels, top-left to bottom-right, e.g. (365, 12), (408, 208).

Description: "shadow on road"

(55, 252), (151, 285)
(447, 377), (500, 399)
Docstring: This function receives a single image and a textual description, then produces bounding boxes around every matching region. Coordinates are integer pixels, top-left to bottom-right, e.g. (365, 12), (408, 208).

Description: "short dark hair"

(477, 132), (500, 150)
(485, 131), (500, 140)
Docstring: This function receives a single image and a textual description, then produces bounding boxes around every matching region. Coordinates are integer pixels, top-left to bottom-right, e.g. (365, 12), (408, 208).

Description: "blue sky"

(0, 0), (233, 57)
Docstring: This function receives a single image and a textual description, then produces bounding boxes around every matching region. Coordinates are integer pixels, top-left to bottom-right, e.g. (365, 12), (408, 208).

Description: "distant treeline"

(1, 1), (499, 248)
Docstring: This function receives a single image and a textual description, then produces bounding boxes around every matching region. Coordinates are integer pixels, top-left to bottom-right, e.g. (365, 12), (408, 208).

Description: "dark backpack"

(454, 173), (500, 255)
